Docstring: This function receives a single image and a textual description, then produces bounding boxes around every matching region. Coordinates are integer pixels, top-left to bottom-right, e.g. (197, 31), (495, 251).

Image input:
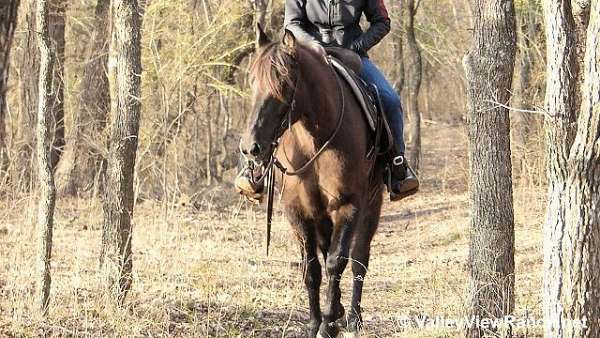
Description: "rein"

(260, 56), (346, 255)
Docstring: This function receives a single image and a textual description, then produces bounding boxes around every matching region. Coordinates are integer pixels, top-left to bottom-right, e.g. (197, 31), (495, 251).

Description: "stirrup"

(392, 155), (405, 166)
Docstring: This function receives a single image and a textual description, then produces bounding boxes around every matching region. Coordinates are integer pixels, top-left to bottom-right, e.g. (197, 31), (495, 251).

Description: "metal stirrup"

(392, 155), (405, 166)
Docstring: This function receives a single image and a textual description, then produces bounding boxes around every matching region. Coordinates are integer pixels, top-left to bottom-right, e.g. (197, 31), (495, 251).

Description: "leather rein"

(247, 56), (346, 255)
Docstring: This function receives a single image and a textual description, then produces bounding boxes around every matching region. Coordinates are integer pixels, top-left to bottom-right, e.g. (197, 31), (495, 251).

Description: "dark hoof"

(318, 321), (340, 338)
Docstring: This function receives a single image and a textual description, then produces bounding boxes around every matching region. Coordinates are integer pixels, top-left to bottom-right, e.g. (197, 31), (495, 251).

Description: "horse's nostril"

(249, 143), (261, 156)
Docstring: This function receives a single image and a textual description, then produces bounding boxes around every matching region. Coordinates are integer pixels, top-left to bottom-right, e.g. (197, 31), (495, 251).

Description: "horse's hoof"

(318, 321), (341, 338)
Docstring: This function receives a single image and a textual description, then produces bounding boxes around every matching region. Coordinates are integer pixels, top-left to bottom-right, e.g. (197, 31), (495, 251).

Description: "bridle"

(243, 55), (346, 184)
(242, 55), (346, 255)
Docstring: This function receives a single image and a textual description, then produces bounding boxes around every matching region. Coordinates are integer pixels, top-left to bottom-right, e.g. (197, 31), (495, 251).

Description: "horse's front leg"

(319, 203), (358, 338)
(348, 201), (380, 335)
(291, 212), (323, 338)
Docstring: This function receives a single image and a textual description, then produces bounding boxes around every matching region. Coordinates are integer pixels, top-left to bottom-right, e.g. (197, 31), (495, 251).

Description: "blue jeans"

(359, 58), (406, 154)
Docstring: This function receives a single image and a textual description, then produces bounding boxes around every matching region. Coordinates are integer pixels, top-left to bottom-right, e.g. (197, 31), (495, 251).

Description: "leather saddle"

(325, 47), (394, 159)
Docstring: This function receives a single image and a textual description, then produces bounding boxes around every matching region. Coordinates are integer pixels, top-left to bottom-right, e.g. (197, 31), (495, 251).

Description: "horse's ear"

(256, 23), (270, 47)
(282, 29), (297, 52)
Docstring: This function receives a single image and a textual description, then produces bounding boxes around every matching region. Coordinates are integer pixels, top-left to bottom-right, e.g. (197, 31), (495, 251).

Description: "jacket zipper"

(328, 0), (333, 28)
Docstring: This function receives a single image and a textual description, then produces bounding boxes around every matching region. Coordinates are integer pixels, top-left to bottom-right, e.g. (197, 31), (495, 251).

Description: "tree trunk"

(511, 4), (536, 150)
(16, 0), (66, 191)
(16, 0), (40, 190)
(34, 0), (57, 316)
(0, 0), (20, 175)
(100, 0), (142, 305)
(391, 0), (404, 93)
(55, 0), (110, 196)
(403, 0), (422, 172)
(463, 1), (517, 337)
(543, 0), (600, 336)
(48, 0), (65, 170)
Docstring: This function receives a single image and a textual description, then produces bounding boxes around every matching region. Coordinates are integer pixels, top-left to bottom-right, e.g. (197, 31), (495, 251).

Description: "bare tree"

(100, 0), (142, 304)
(55, 0), (110, 196)
(403, 0), (422, 171)
(16, 0), (40, 189)
(543, 0), (600, 336)
(0, 0), (20, 173)
(34, 0), (57, 315)
(15, 0), (65, 190)
(391, 0), (404, 94)
(463, 0), (517, 337)
(511, 1), (539, 150)
(48, 0), (66, 169)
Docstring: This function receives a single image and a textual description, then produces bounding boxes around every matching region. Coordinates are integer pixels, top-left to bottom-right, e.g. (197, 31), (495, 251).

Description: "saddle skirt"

(328, 55), (394, 157)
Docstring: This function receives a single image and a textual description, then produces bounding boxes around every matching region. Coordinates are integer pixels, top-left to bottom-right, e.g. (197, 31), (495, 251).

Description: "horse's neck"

(280, 52), (342, 161)
(296, 51), (340, 138)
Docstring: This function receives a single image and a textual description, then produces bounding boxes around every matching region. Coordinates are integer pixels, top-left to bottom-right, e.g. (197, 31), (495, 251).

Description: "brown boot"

(234, 167), (265, 203)
(388, 155), (419, 202)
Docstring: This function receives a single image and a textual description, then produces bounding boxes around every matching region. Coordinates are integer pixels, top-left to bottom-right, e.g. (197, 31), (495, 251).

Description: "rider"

(236, 0), (419, 201)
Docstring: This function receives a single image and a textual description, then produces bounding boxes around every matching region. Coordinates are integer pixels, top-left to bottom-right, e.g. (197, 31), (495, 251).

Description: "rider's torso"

(303, 0), (366, 48)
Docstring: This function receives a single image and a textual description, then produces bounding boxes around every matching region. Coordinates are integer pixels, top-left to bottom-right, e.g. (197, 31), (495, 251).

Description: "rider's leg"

(359, 58), (419, 200)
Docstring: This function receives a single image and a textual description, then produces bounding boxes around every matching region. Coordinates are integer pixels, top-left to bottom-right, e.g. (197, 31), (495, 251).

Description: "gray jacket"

(284, 0), (391, 57)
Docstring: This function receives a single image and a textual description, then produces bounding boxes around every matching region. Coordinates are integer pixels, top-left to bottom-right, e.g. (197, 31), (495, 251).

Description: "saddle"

(325, 48), (394, 159)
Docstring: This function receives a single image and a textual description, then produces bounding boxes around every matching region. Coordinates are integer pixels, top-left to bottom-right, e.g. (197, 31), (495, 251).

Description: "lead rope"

(265, 163), (276, 255)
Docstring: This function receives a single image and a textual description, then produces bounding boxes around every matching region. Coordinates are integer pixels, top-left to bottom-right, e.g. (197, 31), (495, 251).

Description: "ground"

(0, 123), (546, 337)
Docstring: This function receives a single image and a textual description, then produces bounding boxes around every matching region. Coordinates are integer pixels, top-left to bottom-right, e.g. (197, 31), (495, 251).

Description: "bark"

(34, 0), (56, 316)
(16, 0), (66, 191)
(511, 4), (537, 150)
(16, 0), (40, 189)
(251, 0), (268, 29)
(48, 0), (65, 170)
(391, 0), (404, 93)
(0, 0), (20, 173)
(100, 0), (142, 304)
(55, 0), (110, 196)
(543, 0), (600, 336)
(403, 0), (422, 172)
(463, 1), (517, 337)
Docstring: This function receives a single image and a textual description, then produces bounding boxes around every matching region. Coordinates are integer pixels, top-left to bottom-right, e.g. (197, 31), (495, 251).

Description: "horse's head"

(240, 25), (299, 165)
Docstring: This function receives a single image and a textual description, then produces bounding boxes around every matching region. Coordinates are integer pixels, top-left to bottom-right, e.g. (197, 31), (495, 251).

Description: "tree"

(48, 0), (66, 169)
(463, 0), (517, 337)
(391, 0), (404, 93)
(16, 0), (41, 189)
(34, 0), (57, 315)
(0, 0), (20, 173)
(16, 0), (65, 191)
(100, 0), (142, 304)
(511, 1), (539, 151)
(55, 0), (110, 196)
(542, 0), (600, 336)
(403, 0), (422, 172)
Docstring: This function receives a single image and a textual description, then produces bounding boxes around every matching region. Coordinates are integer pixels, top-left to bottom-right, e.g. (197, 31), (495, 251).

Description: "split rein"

(245, 56), (346, 255)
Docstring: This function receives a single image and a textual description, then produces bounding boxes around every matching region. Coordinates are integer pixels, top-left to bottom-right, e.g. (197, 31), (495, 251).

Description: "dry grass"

(0, 124), (545, 337)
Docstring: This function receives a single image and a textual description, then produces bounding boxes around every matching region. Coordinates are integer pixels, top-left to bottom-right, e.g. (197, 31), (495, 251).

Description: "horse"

(239, 26), (386, 338)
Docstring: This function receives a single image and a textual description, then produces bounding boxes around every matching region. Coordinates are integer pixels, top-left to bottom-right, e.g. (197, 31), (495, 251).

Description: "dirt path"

(0, 123), (545, 337)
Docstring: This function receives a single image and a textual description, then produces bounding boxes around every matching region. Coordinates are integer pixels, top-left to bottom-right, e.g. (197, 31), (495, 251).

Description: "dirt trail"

(0, 123), (545, 337)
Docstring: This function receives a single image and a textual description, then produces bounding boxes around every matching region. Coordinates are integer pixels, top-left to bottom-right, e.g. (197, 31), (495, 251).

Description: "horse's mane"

(250, 41), (317, 101)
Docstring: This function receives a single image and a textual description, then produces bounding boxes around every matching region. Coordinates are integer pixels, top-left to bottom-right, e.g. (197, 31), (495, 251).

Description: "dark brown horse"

(240, 26), (385, 338)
